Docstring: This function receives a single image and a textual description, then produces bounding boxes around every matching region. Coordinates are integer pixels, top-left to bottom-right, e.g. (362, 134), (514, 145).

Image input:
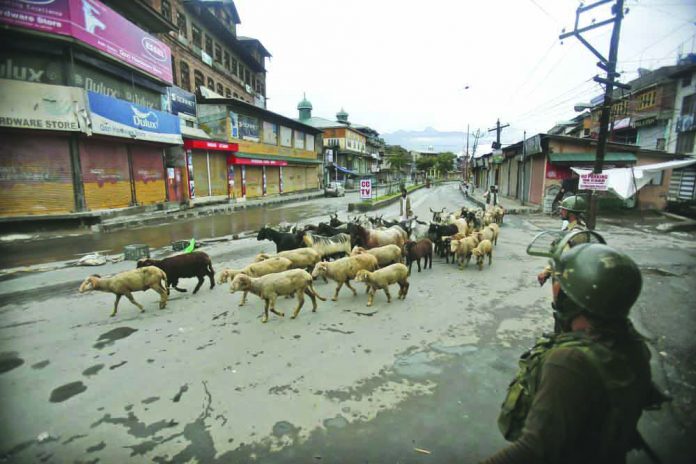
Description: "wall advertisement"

(0, 0), (173, 83)
(239, 114), (259, 142)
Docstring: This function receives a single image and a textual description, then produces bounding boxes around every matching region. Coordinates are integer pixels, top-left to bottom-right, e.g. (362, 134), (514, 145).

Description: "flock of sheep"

(78, 204), (505, 323)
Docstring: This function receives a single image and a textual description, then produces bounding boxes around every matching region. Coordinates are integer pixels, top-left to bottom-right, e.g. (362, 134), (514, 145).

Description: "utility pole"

(488, 118), (509, 149)
(464, 123), (470, 182)
(560, 0), (629, 229)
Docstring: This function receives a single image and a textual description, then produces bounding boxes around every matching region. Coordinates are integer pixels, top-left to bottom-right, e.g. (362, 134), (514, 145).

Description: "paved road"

(0, 184), (694, 463)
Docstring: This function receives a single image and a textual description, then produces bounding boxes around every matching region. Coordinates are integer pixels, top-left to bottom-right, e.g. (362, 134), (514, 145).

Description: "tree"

(384, 145), (411, 177)
(416, 156), (435, 172)
(435, 152), (456, 176)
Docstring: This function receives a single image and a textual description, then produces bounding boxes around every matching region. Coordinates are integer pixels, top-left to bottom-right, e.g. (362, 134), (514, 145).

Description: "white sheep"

(472, 239), (493, 270)
(229, 269), (326, 323)
(450, 235), (480, 269)
(311, 254), (378, 301)
(351, 244), (402, 266)
(355, 263), (410, 306)
(253, 248), (321, 270)
(218, 257), (293, 306)
(78, 266), (168, 317)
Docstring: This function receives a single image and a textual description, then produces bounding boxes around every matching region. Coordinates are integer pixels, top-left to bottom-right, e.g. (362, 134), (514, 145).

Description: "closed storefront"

(266, 166), (280, 195)
(0, 132), (75, 216)
(131, 146), (165, 205)
(245, 166), (264, 198)
(184, 140), (238, 201)
(284, 166), (306, 192)
(191, 151), (210, 196)
(232, 166), (243, 198)
(305, 166), (319, 189)
(80, 139), (132, 210)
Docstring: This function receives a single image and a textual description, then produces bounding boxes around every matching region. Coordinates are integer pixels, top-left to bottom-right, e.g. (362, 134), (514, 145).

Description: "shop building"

(0, 0), (181, 218)
(184, 98), (322, 204)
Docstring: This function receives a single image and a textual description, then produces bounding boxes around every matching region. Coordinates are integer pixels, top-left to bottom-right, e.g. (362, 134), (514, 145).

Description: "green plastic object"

(560, 195), (588, 214)
(183, 238), (196, 253)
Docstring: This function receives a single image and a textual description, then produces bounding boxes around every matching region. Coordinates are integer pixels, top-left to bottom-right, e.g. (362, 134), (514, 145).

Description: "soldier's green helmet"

(553, 241), (642, 320)
(560, 195), (587, 214)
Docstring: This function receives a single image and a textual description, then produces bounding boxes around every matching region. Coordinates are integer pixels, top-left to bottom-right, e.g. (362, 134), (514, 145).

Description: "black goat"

(427, 223), (459, 262)
(257, 227), (306, 253)
(137, 251), (214, 294)
(403, 239), (433, 273)
(316, 222), (348, 236)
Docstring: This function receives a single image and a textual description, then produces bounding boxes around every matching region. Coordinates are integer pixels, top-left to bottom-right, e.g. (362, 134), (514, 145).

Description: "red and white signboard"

(184, 140), (239, 151)
(360, 178), (372, 200)
(579, 172), (609, 191)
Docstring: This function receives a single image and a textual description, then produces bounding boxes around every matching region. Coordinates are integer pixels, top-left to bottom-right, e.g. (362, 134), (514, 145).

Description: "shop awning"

(334, 165), (357, 176)
(235, 152), (322, 165)
(549, 152), (636, 164)
(181, 125), (211, 140)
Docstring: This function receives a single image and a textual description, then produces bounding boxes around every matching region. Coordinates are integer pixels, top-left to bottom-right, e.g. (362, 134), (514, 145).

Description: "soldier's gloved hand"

(537, 272), (549, 286)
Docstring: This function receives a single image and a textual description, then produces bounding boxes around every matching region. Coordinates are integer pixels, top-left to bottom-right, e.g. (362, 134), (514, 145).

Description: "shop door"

(191, 151), (210, 197)
(131, 146), (166, 205)
(80, 139), (132, 210)
(233, 166), (243, 199)
(284, 166), (305, 193)
(266, 167), (280, 195)
(167, 167), (184, 203)
(0, 132), (75, 216)
(305, 166), (319, 189)
(245, 166), (263, 198)
(208, 152), (228, 196)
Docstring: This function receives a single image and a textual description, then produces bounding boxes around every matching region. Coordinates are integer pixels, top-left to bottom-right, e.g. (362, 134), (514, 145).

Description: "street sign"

(360, 178), (372, 200)
(579, 172), (609, 190)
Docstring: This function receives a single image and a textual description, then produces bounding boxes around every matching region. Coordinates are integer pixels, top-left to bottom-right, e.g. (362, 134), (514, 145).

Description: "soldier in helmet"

(482, 232), (665, 464)
(537, 195), (588, 286)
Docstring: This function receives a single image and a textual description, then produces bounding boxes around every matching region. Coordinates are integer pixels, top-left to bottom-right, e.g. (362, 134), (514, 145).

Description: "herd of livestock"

(79, 204), (506, 323)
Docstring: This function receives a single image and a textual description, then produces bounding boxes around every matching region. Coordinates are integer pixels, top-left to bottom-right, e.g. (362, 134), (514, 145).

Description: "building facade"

(0, 0), (182, 217)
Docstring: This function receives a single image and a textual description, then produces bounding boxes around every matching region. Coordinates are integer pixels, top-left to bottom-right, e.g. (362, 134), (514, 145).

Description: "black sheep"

(427, 223), (459, 260)
(403, 239), (433, 273)
(257, 227), (305, 253)
(137, 251), (215, 294)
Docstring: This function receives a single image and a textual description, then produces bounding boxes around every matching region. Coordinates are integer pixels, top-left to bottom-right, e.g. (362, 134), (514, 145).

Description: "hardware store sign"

(0, 78), (85, 131)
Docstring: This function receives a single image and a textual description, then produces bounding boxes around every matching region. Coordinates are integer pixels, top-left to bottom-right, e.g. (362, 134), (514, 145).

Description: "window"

(224, 51), (230, 70)
(216, 83), (223, 95)
(161, 0), (171, 21)
(233, 92), (238, 98)
(194, 70), (204, 90)
(180, 61), (191, 91)
(225, 87), (231, 98)
(192, 24), (202, 48)
(207, 77), (214, 90)
(232, 58), (238, 76)
(176, 11), (187, 38)
(637, 90), (656, 110)
(682, 94), (696, 115)
(205, 35), (213, 56)
(171, 60), (177, 86)
(244, 68), (250, 85)
(682, 73), (692, 88)
(611, 99), (627, 116)
(214, 43), (222, 63)
(676, 131), (695, 153)
(252, 76), (256, 90)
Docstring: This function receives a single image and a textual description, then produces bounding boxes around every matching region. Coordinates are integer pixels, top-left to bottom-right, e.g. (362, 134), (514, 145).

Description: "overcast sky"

(233, 0), (696, 149)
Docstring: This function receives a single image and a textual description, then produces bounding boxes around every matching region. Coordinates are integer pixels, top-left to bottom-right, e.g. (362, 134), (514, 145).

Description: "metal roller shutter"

(305, 166), (319, 189)
(131, 146), (165, 206)
(191, 151), (210, 197)
(208, 152), (228, 196)
(284, 166), (305, 192)
(245, 166), (263, 198)
(233, 166), (242, 198)
(80, 139), (132, 210)
(266, 167), (280, 195)
(669, 167), (696, 201)
(0, 132), (75, 216)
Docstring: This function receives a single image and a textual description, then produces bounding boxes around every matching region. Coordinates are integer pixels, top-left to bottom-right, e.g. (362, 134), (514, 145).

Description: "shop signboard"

(87, 91), (181, 144)
(232, 157), (287, 167)
(0, 79), (86, 131)
(0, 0), (173, 83)
(239, 114), (259, 142)
(163, 86), (196, 117)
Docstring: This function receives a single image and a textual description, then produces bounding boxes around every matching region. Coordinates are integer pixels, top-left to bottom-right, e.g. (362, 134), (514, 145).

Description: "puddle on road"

(272, 421), (301, 438)
(323, 415), (349, 429)
(93, 327), (138, 349)
(0, 351), (24, 374)
(393, 351), (442, 379)
(49, 381), (87, 402)
(82, 364), (105, 377)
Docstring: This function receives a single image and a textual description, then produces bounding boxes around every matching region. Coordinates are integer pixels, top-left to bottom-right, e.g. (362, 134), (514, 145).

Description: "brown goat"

(403, 239), (433, 274)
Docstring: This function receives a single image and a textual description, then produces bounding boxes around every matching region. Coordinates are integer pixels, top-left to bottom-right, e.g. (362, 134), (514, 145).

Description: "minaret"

(297, 93), (313, 120)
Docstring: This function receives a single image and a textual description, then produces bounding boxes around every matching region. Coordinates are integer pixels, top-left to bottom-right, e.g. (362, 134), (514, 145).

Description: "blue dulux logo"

(131, 106), (159, 130)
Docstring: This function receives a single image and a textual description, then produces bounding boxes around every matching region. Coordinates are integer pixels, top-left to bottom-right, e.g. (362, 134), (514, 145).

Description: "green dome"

(336, 107), (349, 122)
(297, 93), (312, 110)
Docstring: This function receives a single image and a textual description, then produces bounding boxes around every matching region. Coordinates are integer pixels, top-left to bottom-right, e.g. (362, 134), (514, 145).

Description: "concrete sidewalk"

(460, 184), (541, 214)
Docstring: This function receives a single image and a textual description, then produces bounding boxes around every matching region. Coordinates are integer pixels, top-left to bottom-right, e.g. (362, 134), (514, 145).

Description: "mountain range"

(381, 127), (491, 154)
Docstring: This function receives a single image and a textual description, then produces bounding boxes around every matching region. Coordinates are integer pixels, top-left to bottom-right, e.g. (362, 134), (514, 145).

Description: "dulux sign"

(0, 0), (173, 83)
(87, 91), (181, 144)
